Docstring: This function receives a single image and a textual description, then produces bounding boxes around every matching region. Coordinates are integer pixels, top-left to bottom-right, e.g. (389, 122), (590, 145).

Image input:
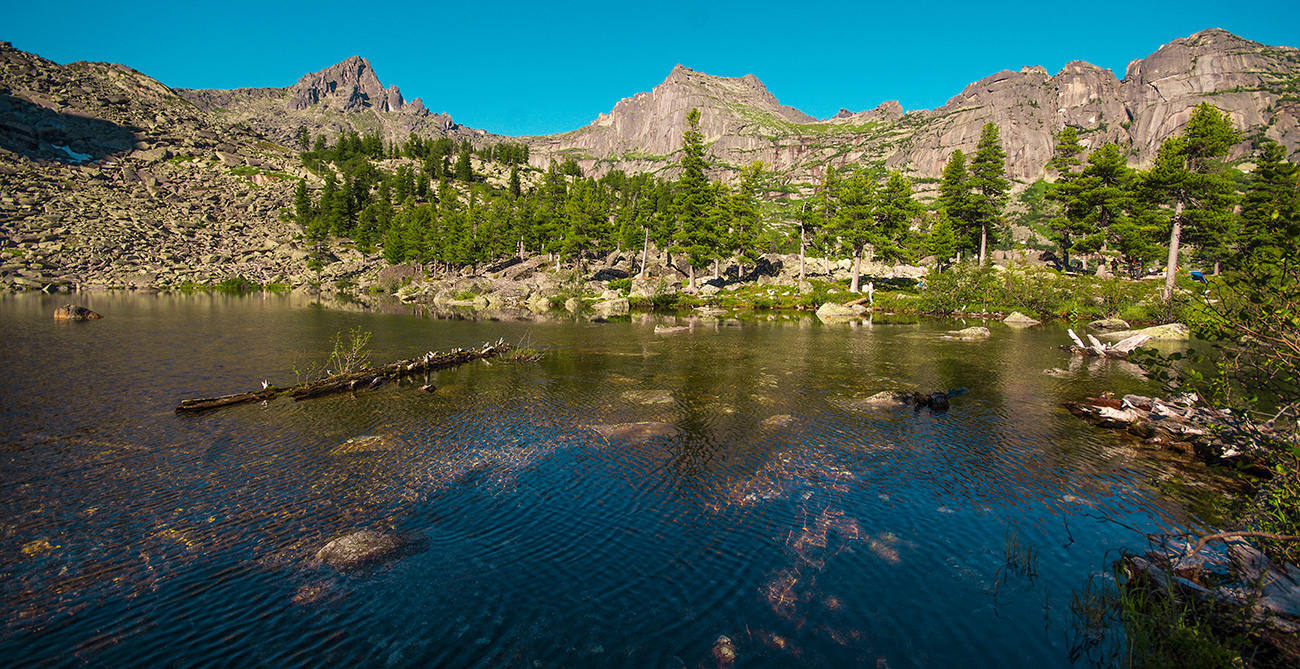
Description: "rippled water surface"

(1, 292), (1206, 667)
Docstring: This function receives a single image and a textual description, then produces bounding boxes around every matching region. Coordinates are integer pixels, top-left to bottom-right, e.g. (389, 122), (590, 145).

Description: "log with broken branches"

(1063, 328), (1151, 359)
(176, 339), (514, 413)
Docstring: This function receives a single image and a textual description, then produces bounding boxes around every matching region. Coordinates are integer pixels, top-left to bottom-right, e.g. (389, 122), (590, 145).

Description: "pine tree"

(293, 179), (313, 225)
(967, 123), (1009, 264)
(938, 150), (974, 259)
(828, 169), (877, 293)
(1048, 143), (1128, 270)
(672, 108), (715, 289)
(455, 150), (473, 182)
(297, 126), (311, 151)
(874, 170), (924, 263)
(1140, 103), (1239, 297)
(1239, 140), (1300, 263)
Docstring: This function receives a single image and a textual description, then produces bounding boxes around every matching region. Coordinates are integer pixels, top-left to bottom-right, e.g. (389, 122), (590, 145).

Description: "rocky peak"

(286, 56), (412, 114)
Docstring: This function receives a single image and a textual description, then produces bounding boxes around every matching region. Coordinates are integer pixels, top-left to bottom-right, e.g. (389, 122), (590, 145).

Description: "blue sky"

(5, 1), (1297, 137)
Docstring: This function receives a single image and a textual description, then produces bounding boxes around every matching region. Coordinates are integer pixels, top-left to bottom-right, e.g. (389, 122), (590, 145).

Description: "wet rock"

(313, 530), (410, 571)
(623, 389), (674, 405)
(591, 297), (629, 315)
(1003, 311), (1041, 327)
(711, 635), (737, 667)
(759, 414), (796, 429)
(1098, 322), (1191, 341)
(815, 301), (859, 322)
(945, 326), (990, 339)
(654, 324), (689, 334)
(52, 304), (102, 320)
(590, 422), (681, 442)
(1088, 317), (1130, 332)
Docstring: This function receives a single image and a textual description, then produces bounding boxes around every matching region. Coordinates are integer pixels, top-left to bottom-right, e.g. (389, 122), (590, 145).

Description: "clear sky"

(5, 1), (1298, 137)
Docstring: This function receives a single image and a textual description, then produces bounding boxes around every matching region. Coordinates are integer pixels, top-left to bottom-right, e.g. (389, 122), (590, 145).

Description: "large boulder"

(815, 302), (861, 322)
(591, 297), (629, 315)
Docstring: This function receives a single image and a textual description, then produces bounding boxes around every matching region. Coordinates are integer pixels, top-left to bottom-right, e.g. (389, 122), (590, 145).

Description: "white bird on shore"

(261, 380), (269, 390)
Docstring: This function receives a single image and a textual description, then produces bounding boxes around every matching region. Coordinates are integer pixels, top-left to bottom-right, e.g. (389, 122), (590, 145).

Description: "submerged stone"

(314, 530), (410, 571)
(590, 422), (681, 442)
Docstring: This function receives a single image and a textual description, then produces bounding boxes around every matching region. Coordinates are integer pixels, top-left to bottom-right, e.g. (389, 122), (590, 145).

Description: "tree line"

(287, 104), (1293, 295)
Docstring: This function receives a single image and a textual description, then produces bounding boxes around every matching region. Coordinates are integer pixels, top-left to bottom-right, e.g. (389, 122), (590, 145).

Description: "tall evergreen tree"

(967, 123), (1009, 264)
(672, 108), (715, 289)
(1140, 103), (1239, 298)
(828, 169), (878, 293)
(937, 150), (974, 259)
(1239, 140), (1300, 263)
(874, 170), (924, 263)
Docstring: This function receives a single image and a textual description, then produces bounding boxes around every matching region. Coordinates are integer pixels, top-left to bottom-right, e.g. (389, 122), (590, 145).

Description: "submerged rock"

(313, 530), (411, 571)
(945, 326), (990, 339)
(52, 304), (103, 321)
(590, 422), (681, 442)
(758, 414), (796, 429)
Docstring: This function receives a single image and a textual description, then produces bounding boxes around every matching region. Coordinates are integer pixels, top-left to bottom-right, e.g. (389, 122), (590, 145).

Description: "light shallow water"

(0, 291), (1208, 667)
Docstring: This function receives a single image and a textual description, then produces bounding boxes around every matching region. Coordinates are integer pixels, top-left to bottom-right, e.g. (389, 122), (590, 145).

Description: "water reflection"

(0, 292), (1206, 667)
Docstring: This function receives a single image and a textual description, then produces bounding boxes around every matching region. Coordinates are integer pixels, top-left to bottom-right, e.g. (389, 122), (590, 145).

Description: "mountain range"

(178, 28), (1300, 186)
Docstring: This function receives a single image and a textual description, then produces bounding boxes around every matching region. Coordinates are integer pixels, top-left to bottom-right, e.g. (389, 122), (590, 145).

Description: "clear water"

(0, 292), (1205, 667)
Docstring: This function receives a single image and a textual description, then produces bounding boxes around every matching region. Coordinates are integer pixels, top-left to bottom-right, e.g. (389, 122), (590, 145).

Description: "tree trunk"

(713, 258), (720, 280)
(979, 224), (987, 265)
(639, 227), (650, 279)
(1163, 200), (1184, 301)
(799, 225), (807, 282)
(688, 263), (696, 291)
(850, 251), (862, 293)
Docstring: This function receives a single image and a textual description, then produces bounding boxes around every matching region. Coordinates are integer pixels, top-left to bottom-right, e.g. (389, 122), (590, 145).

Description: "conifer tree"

(828, 169), (877, 293)
(967, 123), (1009, 264)
(1140, 103), (1238, 298)
(672, 108), (715, 290)
(937, 150), (973, 259)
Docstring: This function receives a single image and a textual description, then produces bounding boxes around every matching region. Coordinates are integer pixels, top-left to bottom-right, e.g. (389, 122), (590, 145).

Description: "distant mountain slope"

(178, 56), (498, 149)
(522, 29), (1300, 187)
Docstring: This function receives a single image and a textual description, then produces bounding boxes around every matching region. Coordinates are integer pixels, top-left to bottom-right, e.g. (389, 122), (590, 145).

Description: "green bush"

(607, 278), (632, 293)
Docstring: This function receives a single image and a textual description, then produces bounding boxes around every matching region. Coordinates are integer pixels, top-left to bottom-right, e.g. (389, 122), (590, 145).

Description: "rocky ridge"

(0, 41), (348, 292)
(178, 56), (496, 150)
(524, 29), (1300, 186)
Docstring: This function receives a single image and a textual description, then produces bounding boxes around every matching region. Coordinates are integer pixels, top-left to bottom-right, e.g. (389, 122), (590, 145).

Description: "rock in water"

(946, 326), (990, 339)
(314, 530), (408, 571)
(52, 305), (103, 321)
(590, 422), (681, 443)
(1087, 317), (1130, 332)
(1003, 311), (1040, 326)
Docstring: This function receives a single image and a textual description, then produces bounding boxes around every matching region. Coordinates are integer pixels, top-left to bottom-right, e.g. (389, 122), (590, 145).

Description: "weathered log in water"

(1060, 328), (1151, 359)
(176, 340), (512, 412)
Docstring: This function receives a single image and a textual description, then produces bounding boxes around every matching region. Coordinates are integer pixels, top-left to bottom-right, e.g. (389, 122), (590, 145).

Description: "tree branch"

(1188, 531), (1300, 556)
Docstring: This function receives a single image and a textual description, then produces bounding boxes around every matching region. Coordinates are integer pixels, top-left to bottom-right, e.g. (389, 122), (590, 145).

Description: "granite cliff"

(524, 29), (1300, 186)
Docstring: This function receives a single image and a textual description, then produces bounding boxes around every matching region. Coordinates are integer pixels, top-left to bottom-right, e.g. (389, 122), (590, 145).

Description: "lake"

(0, 291), (1209, 667)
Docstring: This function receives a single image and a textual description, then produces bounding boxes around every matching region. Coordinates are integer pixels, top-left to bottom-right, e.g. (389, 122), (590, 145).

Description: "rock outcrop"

(523, 29), (1299, 187)
(178, 56), (493, 149)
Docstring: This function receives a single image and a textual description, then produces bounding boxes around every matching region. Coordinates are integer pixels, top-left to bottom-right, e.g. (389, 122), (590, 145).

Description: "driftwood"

(1064, 328), (1151, 358)
(176, 339), (512, 413)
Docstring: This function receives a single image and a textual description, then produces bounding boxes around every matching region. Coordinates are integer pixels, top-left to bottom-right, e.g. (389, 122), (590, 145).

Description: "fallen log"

(1063, 328), (1151, 358)
(176, 339), (513, 413)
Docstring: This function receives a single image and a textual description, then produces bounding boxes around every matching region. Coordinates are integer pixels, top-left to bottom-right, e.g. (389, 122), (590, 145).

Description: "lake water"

(0, 291), (1210, 667)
